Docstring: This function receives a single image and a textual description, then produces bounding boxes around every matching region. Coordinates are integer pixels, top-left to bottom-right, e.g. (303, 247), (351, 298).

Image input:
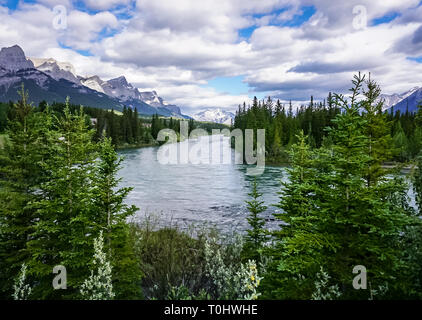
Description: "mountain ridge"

(0, 45), (189, 118)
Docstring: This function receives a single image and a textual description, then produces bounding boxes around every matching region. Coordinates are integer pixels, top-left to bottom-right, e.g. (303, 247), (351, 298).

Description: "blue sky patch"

(238, 5), (316, 40)
(204, 76), (249, 95)
(59, 42), (93, 56)
(280, 6), (316, 27)
(371, 12), (401, 25)
(407, 56), (422, 63)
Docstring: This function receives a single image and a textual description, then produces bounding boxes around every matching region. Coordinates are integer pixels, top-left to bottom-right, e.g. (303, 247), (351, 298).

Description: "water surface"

(119, 135), (286, 233)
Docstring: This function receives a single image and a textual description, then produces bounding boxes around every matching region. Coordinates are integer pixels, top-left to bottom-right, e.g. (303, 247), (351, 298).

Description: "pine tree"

(92, 137), (142, 299)
(243, 179), (267, 262)
(27, 100), (98, 299)
(316, 74), (416, 298)
(0, 85), (49, 298)
(265, 131), (324, 299)
(267, 74), (417, 299)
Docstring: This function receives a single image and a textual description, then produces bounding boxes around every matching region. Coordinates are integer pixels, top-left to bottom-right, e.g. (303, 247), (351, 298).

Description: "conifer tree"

(243, 179), (267, 262)
(267, 74), (417, 299)
(0, 85), (49, 298)
(92, 137), (142, 299)
(27, 100), (98, 299)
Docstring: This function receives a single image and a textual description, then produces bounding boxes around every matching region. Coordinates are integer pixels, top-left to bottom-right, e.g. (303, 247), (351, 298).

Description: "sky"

(0, 0), (421, 114)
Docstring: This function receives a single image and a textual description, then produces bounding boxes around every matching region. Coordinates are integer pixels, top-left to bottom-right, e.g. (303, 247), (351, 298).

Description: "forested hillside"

(233, 90), (422, 164)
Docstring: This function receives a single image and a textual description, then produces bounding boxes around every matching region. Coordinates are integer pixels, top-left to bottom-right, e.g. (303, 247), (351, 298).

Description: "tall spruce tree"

(92, 137), (142, 299)
(0, 86), (50, 298)
(27, 100), (98, 299)
(242, 179), (267, 262)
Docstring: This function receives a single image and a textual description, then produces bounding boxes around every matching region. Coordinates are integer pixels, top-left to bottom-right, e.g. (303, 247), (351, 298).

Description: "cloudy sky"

(0, 0), (422, 114)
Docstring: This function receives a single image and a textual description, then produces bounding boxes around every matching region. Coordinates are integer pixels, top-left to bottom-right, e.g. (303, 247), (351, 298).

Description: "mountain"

(388, 87), (422, 114)
(30, 57), (80, 84)
(79, 74), (189, 118)
(192, 108), (234, 125)
(378, 87), (420, 111)
(0, 45), (189, 118)
(0, 45), (34, 71)
(0, 68), (127, 110)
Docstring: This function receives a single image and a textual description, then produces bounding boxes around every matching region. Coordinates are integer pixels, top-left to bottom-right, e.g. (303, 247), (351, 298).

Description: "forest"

(0, 98), (227, 150)
(233, 87), (422, 164)
(1, 73), (422, 300)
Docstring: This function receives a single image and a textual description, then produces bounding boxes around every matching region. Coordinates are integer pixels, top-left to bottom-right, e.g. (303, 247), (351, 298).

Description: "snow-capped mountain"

(80, 75), (106, 94)
(0, 45), (188, 118)
(388, 87), (422, 114)
(378, 86), (420, 111)
(30, 58), (80, 84)
(192, 108), (234, 125)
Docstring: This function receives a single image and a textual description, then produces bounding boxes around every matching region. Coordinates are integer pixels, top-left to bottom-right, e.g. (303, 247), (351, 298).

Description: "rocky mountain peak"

(0, 45), (34, 71)
(108, 75), (130, 87)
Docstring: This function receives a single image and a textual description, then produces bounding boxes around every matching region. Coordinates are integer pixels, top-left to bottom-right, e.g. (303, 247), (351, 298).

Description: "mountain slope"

(377, 87), (420, 111)
(0, 68), (126, 110)
(388, 87), (422, 114)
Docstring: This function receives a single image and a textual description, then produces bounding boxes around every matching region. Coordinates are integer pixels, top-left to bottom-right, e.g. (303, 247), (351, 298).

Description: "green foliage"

(264, 73), (420, 300)
(311, 267), (341, 300)
(132, 217), (214, 300)
(0, 85), (50, 298)
(242, 179), (268, 262)
(204, 237), (262, 300)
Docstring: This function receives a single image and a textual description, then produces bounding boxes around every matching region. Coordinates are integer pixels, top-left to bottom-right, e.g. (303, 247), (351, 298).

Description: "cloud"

(0, 0), (422, 112)
(84, 0), (133, 11)
(413, 26), (422, 44)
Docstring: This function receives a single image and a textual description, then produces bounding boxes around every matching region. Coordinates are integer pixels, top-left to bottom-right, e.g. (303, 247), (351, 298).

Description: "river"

(118, 134), (286, 233)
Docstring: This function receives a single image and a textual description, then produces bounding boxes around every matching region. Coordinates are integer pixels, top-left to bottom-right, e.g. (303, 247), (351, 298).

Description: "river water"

(118, 135), (286, 233)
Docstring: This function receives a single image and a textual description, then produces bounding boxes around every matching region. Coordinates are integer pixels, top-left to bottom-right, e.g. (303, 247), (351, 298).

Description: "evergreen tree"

(92, 137), (142, 299)
(242, 179), (267, 262)
(0, 85), (49, 298)
(27, 101), (98, 299)
(267, 74), (417, 299)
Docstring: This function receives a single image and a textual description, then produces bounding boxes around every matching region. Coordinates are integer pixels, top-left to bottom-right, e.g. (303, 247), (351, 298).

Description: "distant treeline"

(0, 98), (229, 148)
(233, 94), (422, 163)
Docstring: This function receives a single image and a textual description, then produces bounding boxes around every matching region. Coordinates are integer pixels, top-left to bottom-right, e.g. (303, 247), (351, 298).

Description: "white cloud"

(84, 0), (132, 11)
(0, 0), (421, 113)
